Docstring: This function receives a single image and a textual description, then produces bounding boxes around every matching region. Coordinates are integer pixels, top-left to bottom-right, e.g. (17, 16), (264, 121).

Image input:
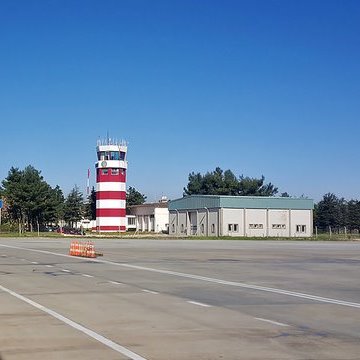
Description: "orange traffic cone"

(69, 241), (74, 255)
(88, 242), (96, 258)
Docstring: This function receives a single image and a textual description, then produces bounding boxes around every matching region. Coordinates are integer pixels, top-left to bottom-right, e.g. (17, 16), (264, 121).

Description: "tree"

(315, 193), (344, 231)
(347, 200), (360, 231)
(126, 186), (146, 210)
(183, 167), (278, 197)
(63, 186), (84, 227)
(1, 166), (65, 232)
(84, 187), (96, 220)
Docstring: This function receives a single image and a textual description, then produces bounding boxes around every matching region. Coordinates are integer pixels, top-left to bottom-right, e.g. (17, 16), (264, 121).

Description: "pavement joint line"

(255, 317), (289, 327)
(0, 283), (148, 360)
(187, 300), (211, 307)
(2, 244), (360, 309)
(142, 289), (159, 294)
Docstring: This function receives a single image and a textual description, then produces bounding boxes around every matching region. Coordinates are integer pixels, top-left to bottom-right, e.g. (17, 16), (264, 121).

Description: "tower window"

(111, 168), (119, 175)
(102, 169), (108, 175)
(110, 152), (120, 160)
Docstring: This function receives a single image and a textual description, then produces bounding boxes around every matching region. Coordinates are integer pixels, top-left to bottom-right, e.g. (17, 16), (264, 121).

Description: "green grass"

(0, 231), (358, 241)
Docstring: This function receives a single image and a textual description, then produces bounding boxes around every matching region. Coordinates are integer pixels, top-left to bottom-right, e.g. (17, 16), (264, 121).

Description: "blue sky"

(1, 0), (359, 202)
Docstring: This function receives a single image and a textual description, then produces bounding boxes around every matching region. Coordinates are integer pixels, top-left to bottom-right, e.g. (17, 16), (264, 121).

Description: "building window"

(211, 224), (215, 233)
(272, 224), (286, 229)
(228, 224), (239, 232)
(128, 217), (135, 225)
(249, 224), (263, 229)
(102, 169), (108, 175)
(296, 225), (306, 233)
(111, 168), (119, 175)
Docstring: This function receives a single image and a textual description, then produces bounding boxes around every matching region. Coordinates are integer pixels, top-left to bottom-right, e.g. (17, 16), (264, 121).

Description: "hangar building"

(169, 195), (314, 237)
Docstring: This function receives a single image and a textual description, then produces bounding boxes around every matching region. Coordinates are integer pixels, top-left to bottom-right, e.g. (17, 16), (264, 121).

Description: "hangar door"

(189, 212), (197, 235)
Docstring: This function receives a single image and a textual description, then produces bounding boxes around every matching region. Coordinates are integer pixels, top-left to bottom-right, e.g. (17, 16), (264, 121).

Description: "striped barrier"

(69, 241), (97, 258)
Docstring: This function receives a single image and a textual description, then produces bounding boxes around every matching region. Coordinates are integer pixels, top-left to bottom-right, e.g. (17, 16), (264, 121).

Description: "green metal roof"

(169, 195), (314, 211)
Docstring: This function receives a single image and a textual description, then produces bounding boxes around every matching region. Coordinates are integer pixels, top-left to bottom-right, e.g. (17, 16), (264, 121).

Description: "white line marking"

(187, 300), (211, 307)
(142, 289), (159, 295)
(255, 317), (289, 327)
(82, 274), (94, 278)
(45, 265), (54, 268)
(109, 281), (122, 285)
(61, 269), (71, 273)
(31, 261), (39, 264)
(2, 244), (360, 309)
(0, 284), (147, 360)
(20, 258), (26, 261)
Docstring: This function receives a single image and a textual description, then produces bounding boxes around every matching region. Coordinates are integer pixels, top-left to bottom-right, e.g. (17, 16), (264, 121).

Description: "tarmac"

(0, 238), (359, 359)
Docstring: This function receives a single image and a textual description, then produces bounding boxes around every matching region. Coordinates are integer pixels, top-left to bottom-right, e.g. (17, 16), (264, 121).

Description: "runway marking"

(31, 261), (39, 264)
(2, 244), (360, 309)
(187, 300), (211, 307)
(109, 281), (122, 285)
(45, 265), (54, 268)
(255, 317), (289, 327)
(142, 289), (159, 295)
(0, 284), (148, 360)
(61, 269), (71, 273)
(82, 274), (94, 278)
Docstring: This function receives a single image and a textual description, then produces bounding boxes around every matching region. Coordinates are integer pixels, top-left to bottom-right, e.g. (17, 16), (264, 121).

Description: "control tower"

(94, 138), (128, 232)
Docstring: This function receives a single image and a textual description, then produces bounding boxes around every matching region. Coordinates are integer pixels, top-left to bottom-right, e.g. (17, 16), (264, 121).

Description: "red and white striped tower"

(94, 138), (127, 232)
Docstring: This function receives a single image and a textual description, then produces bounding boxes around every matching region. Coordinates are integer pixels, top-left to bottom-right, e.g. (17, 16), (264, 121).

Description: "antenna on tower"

(87, 168), (90, 196)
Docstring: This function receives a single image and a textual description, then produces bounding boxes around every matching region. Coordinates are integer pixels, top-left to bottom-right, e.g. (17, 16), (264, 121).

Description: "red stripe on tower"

(94, 139), (128, 232)
(97, 191), (126, 200)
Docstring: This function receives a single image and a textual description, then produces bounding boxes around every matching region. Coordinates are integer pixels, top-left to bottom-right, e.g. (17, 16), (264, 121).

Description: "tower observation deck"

(94, 139), (128, 232)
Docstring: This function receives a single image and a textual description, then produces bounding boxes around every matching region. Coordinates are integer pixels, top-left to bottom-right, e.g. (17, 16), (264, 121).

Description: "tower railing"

(97, 138), (127, 146)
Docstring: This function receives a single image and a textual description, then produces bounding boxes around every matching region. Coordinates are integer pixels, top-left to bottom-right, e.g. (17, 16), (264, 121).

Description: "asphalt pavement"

(0, 238), (359, 359)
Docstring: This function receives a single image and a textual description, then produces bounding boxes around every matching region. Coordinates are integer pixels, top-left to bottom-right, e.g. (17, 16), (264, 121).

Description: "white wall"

(268, 210), (289, 237)
(290, 210), (312, 237)
(154, 208), (169, 233)
(245, 209), (267, 237)
(222, 209), (244, 236)
(170, 208), (312, 237)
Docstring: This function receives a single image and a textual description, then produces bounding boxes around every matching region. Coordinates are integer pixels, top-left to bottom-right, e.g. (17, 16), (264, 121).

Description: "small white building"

(127, 199), (169, 233)
(169, 195), (314, 237)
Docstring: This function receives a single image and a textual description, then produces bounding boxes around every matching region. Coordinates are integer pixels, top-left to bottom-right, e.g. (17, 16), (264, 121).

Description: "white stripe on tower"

(96, 200), (126, 209)
(96, 182), (126, 192)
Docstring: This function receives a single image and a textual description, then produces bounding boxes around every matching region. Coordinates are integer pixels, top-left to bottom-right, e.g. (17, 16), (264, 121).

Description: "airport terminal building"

(169, 195), (314, 237)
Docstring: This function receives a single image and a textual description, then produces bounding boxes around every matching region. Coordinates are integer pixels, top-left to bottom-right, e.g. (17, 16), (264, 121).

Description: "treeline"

(0, 165), (146, 232)
(0, 166), (90, 232)
(315, 193), (360, 232)
(184, 167), (281, 196)
(1, 165), (359, 234)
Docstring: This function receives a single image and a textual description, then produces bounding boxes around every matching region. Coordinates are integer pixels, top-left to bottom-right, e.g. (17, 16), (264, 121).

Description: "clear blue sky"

(1, 0), (359, 202)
